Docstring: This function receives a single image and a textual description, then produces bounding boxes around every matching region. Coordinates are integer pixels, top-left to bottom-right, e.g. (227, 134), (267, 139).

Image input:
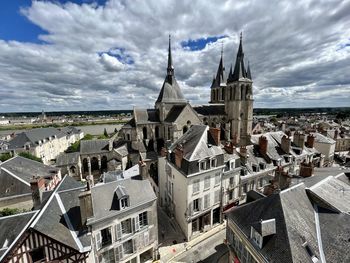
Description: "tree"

(18, 152), (43, 163)
(104, 128), (109, 138)
(0, 208), (21, 217)
(0, 153), (12, 162)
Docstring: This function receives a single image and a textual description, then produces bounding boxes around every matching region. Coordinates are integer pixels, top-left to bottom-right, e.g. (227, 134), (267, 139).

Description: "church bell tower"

(225, 33), (253, 146)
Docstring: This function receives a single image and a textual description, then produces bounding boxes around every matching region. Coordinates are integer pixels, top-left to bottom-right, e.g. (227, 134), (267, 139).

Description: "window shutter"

(198, 198), (202, 211)
(146, 210), (151, 226)
(115, 245), (123, 261)
(132, 238), (137, 253)
(115, 223), (122, 241)
(95, 231), (102, 250)
(134, 216), (140, 232)
(189, 202), (193, 216)
(144, 231), (149, 246)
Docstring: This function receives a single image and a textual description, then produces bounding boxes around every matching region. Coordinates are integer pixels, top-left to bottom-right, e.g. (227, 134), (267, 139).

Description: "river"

(0, 124), (124, 136)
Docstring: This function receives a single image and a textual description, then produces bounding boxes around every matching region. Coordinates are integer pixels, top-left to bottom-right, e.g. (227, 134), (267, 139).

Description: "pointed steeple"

(211, 45), (225, 89)
(167, 34), (174, 76)
(247, 61), (252, 80)
(229, 32), (247, 82)
(228, 64), (233, 80)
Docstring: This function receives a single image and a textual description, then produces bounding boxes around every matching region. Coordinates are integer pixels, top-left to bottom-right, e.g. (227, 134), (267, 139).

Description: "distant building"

(8, 127), (82, 165)
(226, 175), (350, 263)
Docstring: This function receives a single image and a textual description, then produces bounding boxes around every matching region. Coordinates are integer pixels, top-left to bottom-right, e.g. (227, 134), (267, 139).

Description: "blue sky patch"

(0, 0), (49, 44)
(181, 35), (227, 51)
(99, 48), (134, 65)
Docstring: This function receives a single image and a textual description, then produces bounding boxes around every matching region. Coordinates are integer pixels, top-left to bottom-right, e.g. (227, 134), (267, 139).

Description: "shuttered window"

(204, 194), (210, 209)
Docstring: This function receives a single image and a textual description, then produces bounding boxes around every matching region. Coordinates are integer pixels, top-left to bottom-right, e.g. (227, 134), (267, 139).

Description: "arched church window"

(221, 87), (225, 100)
(143, 127), (148, 139)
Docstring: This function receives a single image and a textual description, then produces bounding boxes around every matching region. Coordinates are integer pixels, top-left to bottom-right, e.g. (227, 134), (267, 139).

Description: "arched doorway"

(101, 156), (108, 172)
(143, 127), (148, 139)
(83, 158), (89, 174)
(91, 157), (99, 173)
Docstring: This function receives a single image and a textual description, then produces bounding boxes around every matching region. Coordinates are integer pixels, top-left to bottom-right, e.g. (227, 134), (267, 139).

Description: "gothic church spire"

(228, 32), (247, 82)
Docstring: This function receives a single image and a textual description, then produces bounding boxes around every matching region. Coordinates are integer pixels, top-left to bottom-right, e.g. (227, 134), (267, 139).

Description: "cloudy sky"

(0, 0), (349, 112)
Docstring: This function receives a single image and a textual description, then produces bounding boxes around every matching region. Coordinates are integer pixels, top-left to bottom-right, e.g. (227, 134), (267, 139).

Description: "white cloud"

(0, 0), (349, 112)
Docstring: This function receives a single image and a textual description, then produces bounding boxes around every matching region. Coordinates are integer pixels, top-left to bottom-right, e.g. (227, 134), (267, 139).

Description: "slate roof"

(194, 105), (226, 116)
(0, 211), (37, 261)
(0, 168), (31, 198)
(55, 152), (80, 166)
(31, 175), (90, 252)
(0, 156), (59, 185)
(80, 139), (109, 154)
(134, 108), (160, 124)
(311, 132), (336, 144)
(8, 127), (66, 149)
(164, 105), (186, 123)
(169, 125), (223, 162)
(227, 179), (350, 263)
(90, 177), (156, 223)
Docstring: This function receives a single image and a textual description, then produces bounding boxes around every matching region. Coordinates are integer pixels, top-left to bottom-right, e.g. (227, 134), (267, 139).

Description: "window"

(242, 183), (247, 194)
(139, 211), (148, 227)
(193, 198), (200, 212)
(229, 177), (234, 186)
(200, 161), (206, 170)
(192, 179), (200, 194)
(101, 227), (112, 247)
(214, 190), (220, 204)
(204, 176), (211, 189)
(120, 198), (128, 209)
(228, 190), (233, 200)
(215, 173), (220, 185)
(121, 219), (132, 235)
(123, 240), (133, 255)
(99, 249), (115, 263)
(211, 159), (216, 168)
(204, 194), (210, 209)
(30, 247), (45, 263)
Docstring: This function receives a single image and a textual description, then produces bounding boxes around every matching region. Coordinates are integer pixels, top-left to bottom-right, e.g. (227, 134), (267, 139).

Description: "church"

(120, 33), (254, 151)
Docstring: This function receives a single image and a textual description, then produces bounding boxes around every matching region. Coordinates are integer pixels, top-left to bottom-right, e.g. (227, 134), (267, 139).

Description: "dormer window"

(211, 158), (216, 168)
(115, 186), (129, 210)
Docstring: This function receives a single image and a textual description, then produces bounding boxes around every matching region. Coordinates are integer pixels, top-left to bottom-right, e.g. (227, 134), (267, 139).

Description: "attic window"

(120, 198), (128, 209)
(115, 186), (129, 209)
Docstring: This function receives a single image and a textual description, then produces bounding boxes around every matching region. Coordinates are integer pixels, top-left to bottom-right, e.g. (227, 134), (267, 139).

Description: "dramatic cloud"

(0, 0), (349, 112)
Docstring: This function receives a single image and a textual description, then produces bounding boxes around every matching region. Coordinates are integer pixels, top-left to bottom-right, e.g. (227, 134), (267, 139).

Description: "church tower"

(209, 47), (226, 104)
(155, 35), (187, 122)
(225, 33), (253, 146)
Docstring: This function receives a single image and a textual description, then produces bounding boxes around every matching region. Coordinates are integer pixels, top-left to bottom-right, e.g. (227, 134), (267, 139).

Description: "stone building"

(195, 33), (254, 146)
(85, 176), (158, 263)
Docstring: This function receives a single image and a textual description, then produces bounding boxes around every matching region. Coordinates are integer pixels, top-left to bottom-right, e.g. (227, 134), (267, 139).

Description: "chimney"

(208, 127), (220, 146)
(79, 186), (93, 226)
(293, 132), (305, 149)
(306, 134), (315, 148)
(224, 141), (236, 154)
(259, 136), (268, 155)
(139, 161), (148, 178)
(281, 135), (291, 153)
(31, 177), (46, 209)
(299, 161), (314, 177)
(174, 144), (184, 168)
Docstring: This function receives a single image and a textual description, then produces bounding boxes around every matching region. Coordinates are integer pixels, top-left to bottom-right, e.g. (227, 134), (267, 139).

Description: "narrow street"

(172, 228), (228, 263)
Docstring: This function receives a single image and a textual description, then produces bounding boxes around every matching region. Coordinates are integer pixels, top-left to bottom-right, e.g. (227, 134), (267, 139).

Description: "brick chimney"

(299, 161), (314, 177)
(306, 134), (315, 148)
(174, 144), (184, 168)
(293, 132), (305, 149)
(281, 135), (291, 153)
(208, 127), (220, 146)
(259, 136), (268, 155)
(224, 141), (236, 154)
(31, 177), (46, 209)
(79, 184), (93, 227)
